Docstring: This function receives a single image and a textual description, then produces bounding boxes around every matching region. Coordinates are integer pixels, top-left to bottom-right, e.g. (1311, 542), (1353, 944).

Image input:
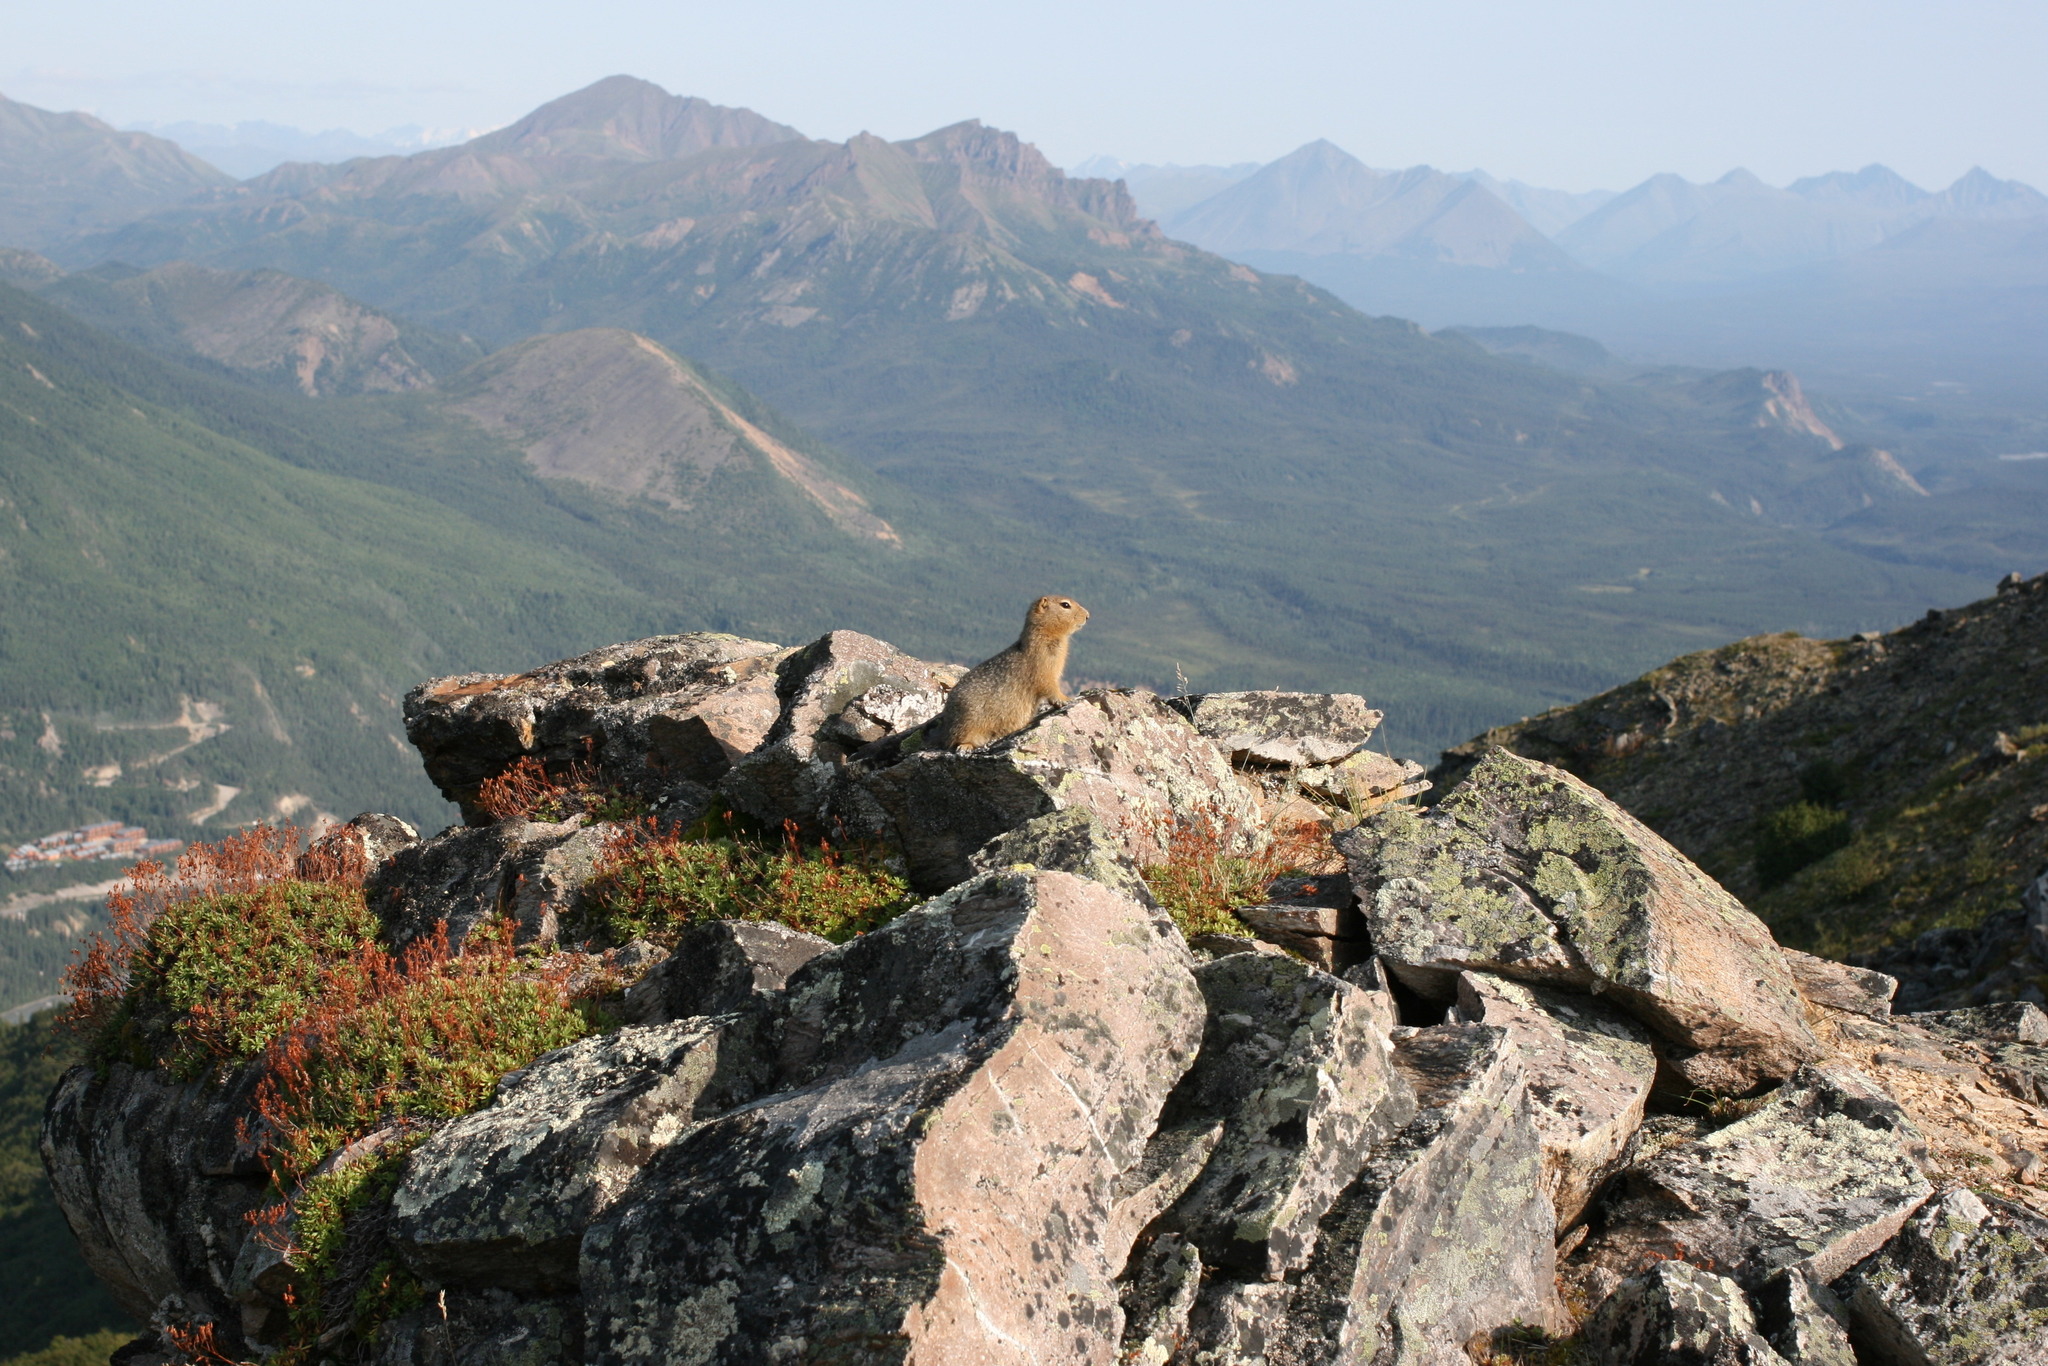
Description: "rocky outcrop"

(405, 633), (790, 824)
(1342, 749), (1819, 1093)
(42, 627), (2048, 1366)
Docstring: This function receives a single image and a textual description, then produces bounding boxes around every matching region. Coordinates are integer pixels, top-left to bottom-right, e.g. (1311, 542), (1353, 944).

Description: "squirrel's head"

(1027, 595), (1089, 635)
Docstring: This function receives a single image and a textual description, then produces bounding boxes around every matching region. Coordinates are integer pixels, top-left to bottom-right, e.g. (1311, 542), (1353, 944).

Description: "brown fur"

(930, 596), (1090, 750)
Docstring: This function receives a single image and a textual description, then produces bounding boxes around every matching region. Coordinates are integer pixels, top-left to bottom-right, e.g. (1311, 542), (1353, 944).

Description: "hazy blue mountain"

(1556, 164), (2048, 283)
(127, 119), (473, 180)
(0, 93), (230, 250)
(1164, 140), (1576, 270)
(1073, 156), (1263, 220)
(1457, 170), (1615, 237)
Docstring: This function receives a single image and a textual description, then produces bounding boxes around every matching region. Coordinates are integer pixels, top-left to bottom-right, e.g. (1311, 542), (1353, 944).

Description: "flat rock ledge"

(40, 629), (2048, 1366)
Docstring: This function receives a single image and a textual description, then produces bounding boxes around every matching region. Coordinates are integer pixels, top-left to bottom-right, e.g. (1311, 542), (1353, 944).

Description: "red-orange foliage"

(473, 754), (609, 822)
(1141, 814), (1338, 940)
(60, 825), (317, 1042)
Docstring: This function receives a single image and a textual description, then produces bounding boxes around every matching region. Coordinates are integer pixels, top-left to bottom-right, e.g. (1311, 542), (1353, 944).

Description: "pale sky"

(6, 0), (2045, 192)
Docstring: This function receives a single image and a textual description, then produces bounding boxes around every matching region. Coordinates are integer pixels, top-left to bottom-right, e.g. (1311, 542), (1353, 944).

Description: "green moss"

(105, 881), (380, 1079)
(274, 1144), (426, 1366)
(585, 815), (913, 947)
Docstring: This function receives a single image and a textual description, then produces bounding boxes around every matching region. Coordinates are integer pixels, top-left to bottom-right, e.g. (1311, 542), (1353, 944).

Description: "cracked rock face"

(863, 689), (1264, 893)
(1341, 749), (1819, 1093)
(1581, 1259), (1789, 1366)
(1578, 1066), (1933, 1290)
(405, 634), (790, 825)
(581, 869), (1204, 1366)
(1452, 970), (1657, 1228)
(1167, 691), (1382, 768)
(390, 1019), (758, 1293)
(1841, 1187), (2048, 1365)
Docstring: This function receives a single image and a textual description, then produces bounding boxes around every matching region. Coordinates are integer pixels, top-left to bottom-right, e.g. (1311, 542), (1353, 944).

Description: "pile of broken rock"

(43, 631), (2048, 1365)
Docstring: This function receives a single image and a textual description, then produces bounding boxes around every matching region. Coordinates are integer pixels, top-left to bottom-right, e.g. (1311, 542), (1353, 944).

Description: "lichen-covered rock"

(1783, 949), (1898, 1020)
(966, 807), (1156, 908)
(619, 920), (831, 1025)
(390, 1019), (759, 1293)
(365, 818), (620, 951)
(405, 634), (789, 824)
(1150, 953), (1416, 1277)
(862, 689), (1264, 892)
(1340, 749), (1819, 1092)
(1576, 1066), (1933, 1290)
(1581, 1260), (1790, 1365)
(40, 1062), (270, 1334)
(1452, 970), (1657, 1227)
(1167, 691), (1382, 768)
(1752, 1271), (1857, 1366)
(717, 629), (959, 831)
(580, 869), (1204, 1366)
(1907, 1000), (2048, 1045)
(1840, 1187), (2048, 1365)
(1254, 1024), (1563, 1366)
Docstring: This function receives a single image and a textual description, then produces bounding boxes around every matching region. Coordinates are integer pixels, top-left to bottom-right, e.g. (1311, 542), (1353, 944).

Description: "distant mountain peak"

(464, 76), (804, 163)
(1786, 163), (1928, 208)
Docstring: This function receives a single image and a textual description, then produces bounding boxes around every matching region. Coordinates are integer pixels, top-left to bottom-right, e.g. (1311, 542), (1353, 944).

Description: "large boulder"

(717, 629), (960, 832)
(861, 689), (1264, 892)
(1576, 1066), (1933, 1291)
(579, 869), (1204, 1366)
(404, 634), (789, 824)
(1340, 749), (1819, 1092)
(41, 1062), (271, 1333)
(1452, 970), (1658, 1227)
(1840, 1186), (2048, 1365)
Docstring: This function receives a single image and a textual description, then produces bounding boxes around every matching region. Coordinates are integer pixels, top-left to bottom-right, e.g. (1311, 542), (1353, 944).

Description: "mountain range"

(0, 74), (2028, 896)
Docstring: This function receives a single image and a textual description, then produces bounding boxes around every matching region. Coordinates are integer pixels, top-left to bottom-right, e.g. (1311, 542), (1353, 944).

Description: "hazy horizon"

(7, 0), (2046, 194)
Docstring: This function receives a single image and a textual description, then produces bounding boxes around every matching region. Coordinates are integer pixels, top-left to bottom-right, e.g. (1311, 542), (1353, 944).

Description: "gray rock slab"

(41, 1062), (271, 1335)
(405, 633), (789, 824)
(619, 920), (831, 1025)
(1258, 1024), (1563, 1365)
(390, 1018), (756, 1293)
(1841, 1187), (2048, 1366)
(1582, 1260), (1790, 1366)
(1167, 691), (1382, 768)
(1340, 749), (1819, 1093)
(1295, 750), (1430, 808)
(1453, 970), (1657, 1227)
(1907, 1001), (2048, 1044)
(1753, 1271), (1857, 1366)
(1578, 1065), (1933, 1290)
(1152, 953), (1416, 1277)
(861, 688), (1264, 893)
(580, 869), (1204, 1366)
(966, 806), (1156, 907)
(365, 818), (616, 951)
(1784, 948), (1899, 1020)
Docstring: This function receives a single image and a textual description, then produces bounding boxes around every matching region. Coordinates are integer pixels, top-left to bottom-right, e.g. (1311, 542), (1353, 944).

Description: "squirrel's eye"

(1060, 600), (1072, 608)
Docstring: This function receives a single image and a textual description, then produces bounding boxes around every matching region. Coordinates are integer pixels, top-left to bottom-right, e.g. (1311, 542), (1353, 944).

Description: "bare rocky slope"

(42, 627), (2048, 1365)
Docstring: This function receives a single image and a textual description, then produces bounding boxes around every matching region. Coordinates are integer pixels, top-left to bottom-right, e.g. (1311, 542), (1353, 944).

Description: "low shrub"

(1754, 801), (1852, 889)
(584, 814), (913, 946)
(474, 755), (644, 824)
(1142, 817), (1336, 942)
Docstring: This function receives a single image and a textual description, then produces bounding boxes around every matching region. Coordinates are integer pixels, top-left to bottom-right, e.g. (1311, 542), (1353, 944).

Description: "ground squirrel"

(929, 596), (1090, 750)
